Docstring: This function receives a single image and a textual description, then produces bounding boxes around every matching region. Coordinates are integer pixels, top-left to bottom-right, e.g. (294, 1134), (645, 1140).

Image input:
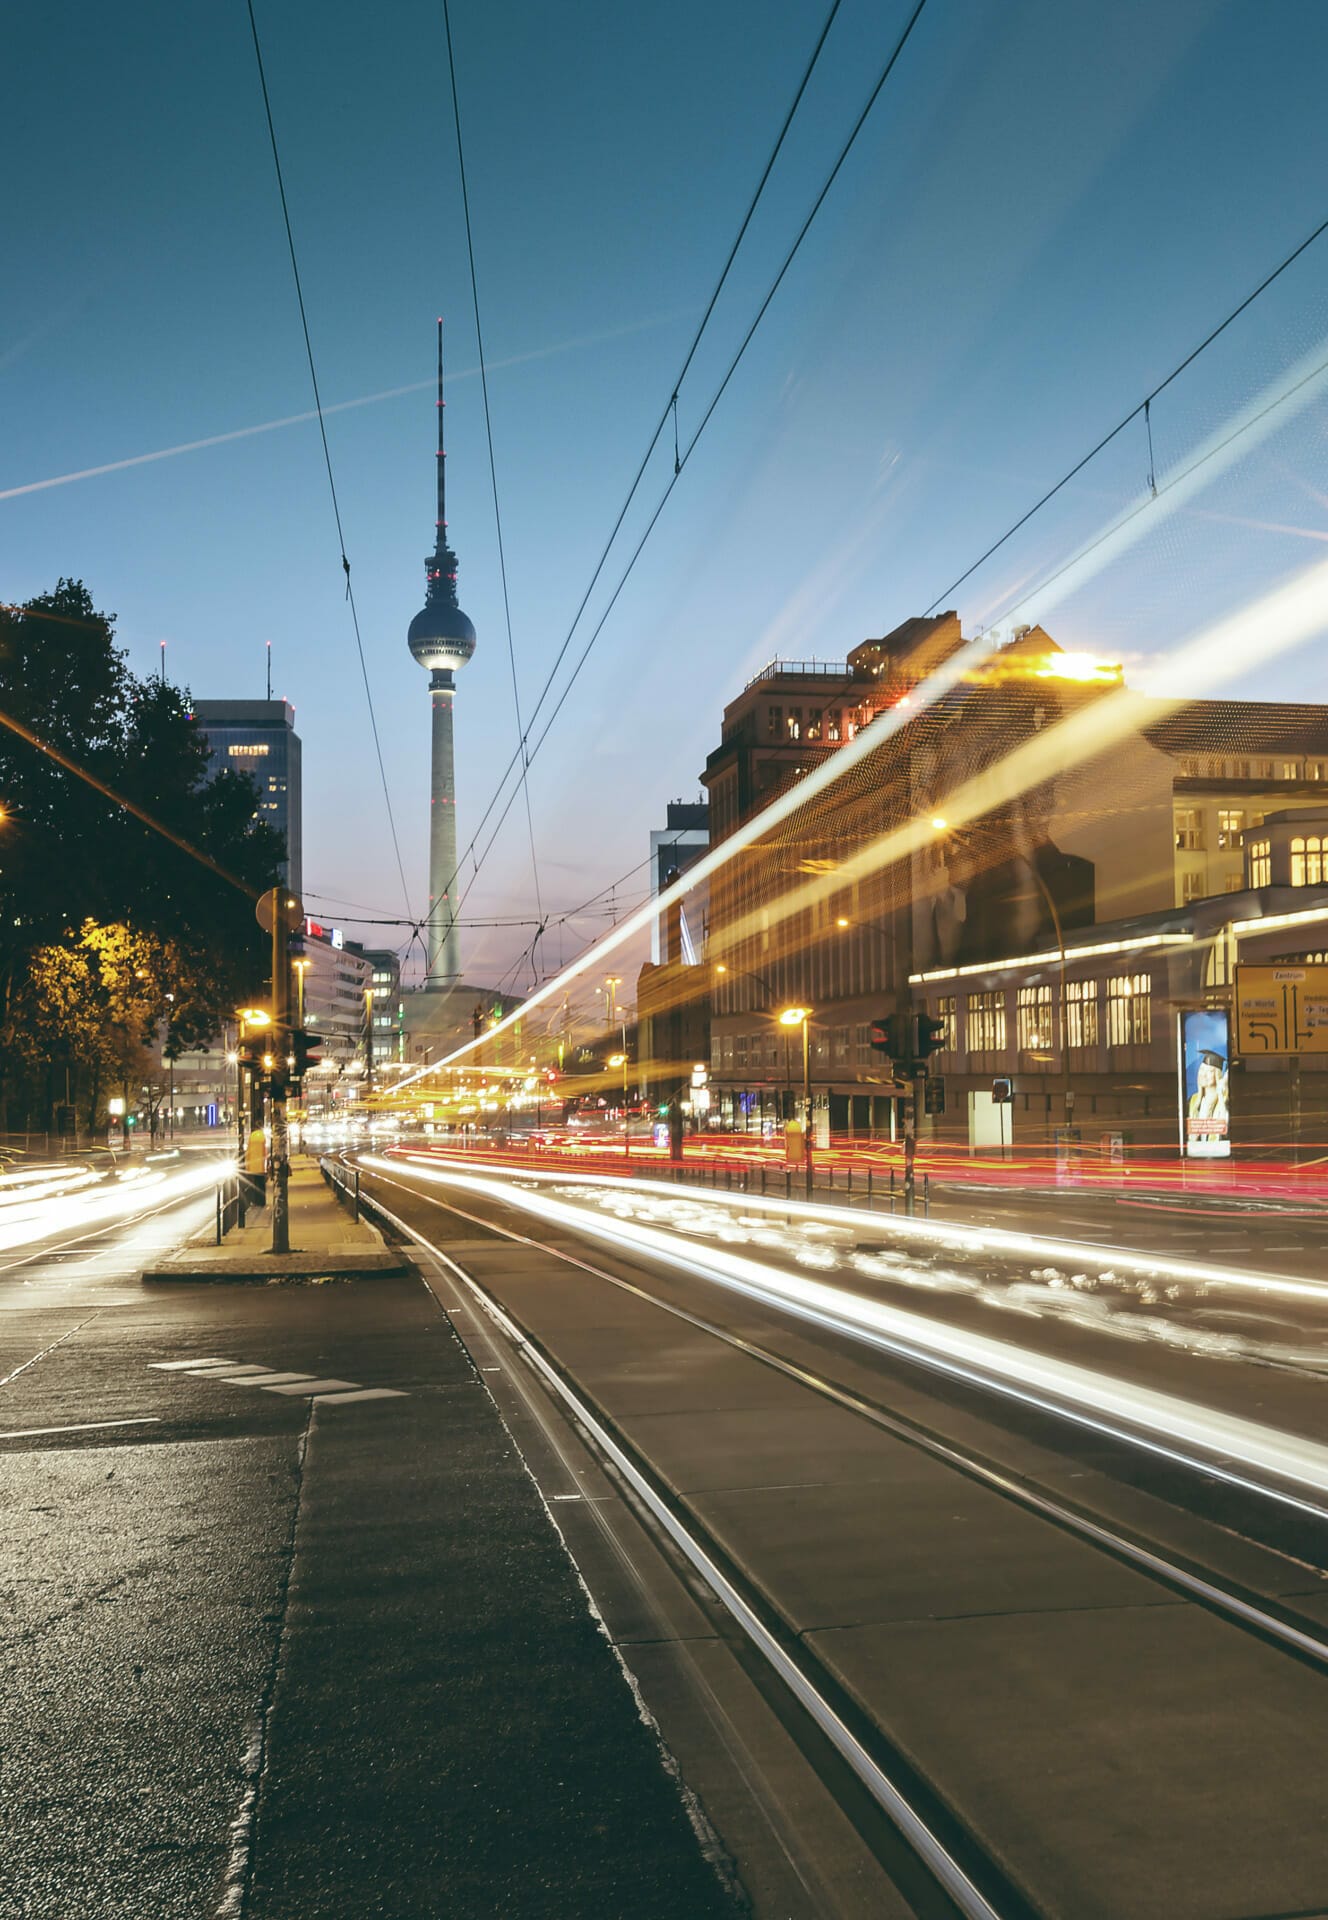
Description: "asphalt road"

(0, 1188), (741, 1920)
(361, 1153), (1328, 1920)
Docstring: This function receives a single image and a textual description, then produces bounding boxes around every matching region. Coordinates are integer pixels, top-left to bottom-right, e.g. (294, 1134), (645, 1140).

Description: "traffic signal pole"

(266, 890), (296, 1257)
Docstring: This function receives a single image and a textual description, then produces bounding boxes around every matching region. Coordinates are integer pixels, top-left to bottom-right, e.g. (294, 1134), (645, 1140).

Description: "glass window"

(1182, 870), (1206, 903)
(831, 1026), (850, 1063)
(1174, 807), (1205, 851)
(1283, 762), (1300, 779)
(966, 990), (1006, 1052)
(826, 710), (842, 742)
(934, 995), (956, 1051)
(1290, 836), (1323, 886)
(1224, 873), (1245, 893)
(1248, 839), (1272, 887)
(767, 705), (782, 739)
(1307, 762), (1324, 781)
(786, 709), (802, 741)
(806, 710), (822, 742)
(1017, 984), (1054, 1053)
(1106, 974), (1151, 1047)
(1217, 809), (1244, 848)
(1065, 979), (1098, 1050)
(1258, 759), (1276, 779)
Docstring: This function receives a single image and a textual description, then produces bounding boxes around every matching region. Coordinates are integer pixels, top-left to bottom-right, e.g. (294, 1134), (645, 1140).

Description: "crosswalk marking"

(313, 1387), (406, 1405)
(147, 1358), (407, 1404)
(262, 1378), (358, 1396)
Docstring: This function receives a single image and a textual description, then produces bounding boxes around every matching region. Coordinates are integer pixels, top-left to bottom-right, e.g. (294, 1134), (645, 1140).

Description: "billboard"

(1178, 1008), (1231, 1158)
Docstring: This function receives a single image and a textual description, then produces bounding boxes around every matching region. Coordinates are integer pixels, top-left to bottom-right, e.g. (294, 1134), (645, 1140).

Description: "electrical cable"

(443, 0), (932, 924)
(923, 205), (1328, 615)
(441, 0), (544, 935)
(244, 0), (413, 918)
(428, 0), (878, 936)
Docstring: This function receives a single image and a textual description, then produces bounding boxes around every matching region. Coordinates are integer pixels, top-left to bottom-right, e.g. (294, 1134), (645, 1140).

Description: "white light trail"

(0, 1157), (224, 1258)
(372, 1154), (1328, 1505)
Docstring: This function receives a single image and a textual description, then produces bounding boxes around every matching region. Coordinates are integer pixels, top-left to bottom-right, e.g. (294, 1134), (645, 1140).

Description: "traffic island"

(143, 1160), (410, 1282)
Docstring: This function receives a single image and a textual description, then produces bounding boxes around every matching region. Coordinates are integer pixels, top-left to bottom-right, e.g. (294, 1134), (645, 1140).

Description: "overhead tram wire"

(441, 0), (544, 935)
(444, 0), (933, 923)
(427, 0), (873, 926)
(244, 0), (413, 918)
(923, 203), (1328, 616)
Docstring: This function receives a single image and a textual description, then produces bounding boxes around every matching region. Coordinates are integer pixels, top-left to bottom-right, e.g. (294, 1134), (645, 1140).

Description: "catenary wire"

(444, 0), (933, 924)
(922, 204), (1328, 615)
(428, 0), (875, 938)
(244, 0), (413, 918)
(441, 0), (544, 942)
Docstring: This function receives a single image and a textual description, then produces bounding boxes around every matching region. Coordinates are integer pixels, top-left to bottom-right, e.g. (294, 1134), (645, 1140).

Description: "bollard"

(216, 1184), (223, 1246)
(890, 1168), (896, 1198)
(867, 1168), (873, 1207)
(847, 1167), (853, 1195)
(785, 1170), (792, 1202)
(761, 1166), (767, 1196)
(354, 1167), (361, 1223)
(924, 1173), (930, 1217)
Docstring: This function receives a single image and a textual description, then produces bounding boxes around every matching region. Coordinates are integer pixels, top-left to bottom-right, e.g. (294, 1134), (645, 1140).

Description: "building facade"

(192, 699), (302, 898)
(294, 919), (371, 1106)
(699, 612), (1328, 1146)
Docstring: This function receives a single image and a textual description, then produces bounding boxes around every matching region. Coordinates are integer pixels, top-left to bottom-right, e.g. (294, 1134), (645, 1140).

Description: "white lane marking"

(218, 1372), (314, 1388)
(150, 1358), (236, 1371)
(0, 1417), (160, 1439)
(262, 1378), (359, 1396)
(312, 1387), (405, 1405)
(195, 1365), (276, 1379)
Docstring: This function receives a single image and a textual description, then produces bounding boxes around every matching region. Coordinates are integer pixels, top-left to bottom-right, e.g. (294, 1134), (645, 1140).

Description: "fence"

(320, 1156), (361, 1222)
(214, 1172), (245, 1243)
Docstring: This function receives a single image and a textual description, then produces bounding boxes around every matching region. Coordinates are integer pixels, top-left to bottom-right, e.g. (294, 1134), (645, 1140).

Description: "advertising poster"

(1178, 1008), (1231, 1158)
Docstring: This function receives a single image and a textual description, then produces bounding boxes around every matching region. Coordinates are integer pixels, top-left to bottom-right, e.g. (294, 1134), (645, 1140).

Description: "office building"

(193, 698), (302, 898)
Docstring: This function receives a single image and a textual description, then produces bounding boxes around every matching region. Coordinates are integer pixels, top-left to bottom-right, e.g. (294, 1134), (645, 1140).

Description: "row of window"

(1178, 757), (1324, 781)
(1174, 805), (1265, 851)
(711, 974), (1155, 1079)
(766, 704), (858, 745)
(933, 974), (1151, 1054)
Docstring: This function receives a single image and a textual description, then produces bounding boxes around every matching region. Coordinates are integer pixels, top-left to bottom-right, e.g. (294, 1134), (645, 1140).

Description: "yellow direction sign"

(1234, 964), (1328, 1054)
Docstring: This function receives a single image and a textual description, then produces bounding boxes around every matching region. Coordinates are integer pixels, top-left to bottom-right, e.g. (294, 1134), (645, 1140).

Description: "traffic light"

(290, 1028), (323, 1082)
(914, 1013), (947, 1064)
(870, 1013), (912, 1062)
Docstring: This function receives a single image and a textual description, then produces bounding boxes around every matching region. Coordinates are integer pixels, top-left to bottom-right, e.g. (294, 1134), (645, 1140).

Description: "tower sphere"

(407, 603), (476, 674)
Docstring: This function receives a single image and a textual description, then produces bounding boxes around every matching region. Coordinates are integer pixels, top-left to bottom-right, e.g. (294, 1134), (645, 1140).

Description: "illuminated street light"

(778, 1007), (813, 1171)
(238, 1007), (272, 1029)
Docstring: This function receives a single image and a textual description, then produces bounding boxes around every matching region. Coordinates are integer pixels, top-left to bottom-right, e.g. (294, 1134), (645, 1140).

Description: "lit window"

(1290, 836), (1323, 886)
(786, 708), (802, 742)
(826, 710), (842, 742)
(806, 711), (822, 742)
(1217, 809), (1244, 848)
(1174, 808), (1204, 851)
(1248, 838), (1272, 887)
(228, 743), (270, 757)
(933, 995), (956, 1051)
(1106, 974), (1151, 1047)
(1283, 762), (1300, 779)
(966, 990), (1006, 1053)
(1065, 980), (1098, 1049)
(1017, 984), (1053, 1054)
(1308, 762), (1324, 781)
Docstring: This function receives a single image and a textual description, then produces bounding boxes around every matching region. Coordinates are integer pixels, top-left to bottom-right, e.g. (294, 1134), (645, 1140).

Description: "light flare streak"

(373, 1154), (1328, 1508)
(0, 1157), (224, 1257)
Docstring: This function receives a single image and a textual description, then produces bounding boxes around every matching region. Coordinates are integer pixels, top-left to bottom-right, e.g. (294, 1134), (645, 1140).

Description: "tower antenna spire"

(436, 316), (446, 549)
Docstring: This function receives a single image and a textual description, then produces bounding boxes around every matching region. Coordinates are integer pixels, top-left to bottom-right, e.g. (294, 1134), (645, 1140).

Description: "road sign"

(1234, 964), (1328, 1054)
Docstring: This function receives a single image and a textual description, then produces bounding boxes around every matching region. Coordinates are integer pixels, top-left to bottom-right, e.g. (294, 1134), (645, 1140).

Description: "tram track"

(354, 1155), (1328, 1920)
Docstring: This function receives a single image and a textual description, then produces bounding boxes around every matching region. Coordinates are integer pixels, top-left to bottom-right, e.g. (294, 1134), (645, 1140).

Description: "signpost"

(1235, 964), (1328, 1054)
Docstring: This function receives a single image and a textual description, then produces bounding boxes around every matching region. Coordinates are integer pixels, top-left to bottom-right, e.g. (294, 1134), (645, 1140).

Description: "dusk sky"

(7, 0), (1328, 999)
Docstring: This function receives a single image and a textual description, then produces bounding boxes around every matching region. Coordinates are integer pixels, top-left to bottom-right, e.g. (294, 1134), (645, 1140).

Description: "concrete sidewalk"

(142, 1157), (409, 1280)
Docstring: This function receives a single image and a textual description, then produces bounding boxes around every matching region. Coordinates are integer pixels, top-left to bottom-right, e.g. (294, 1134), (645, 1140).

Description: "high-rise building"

(407, 321), (476, 989)
(193, 698), (302, 897)
(649, 800), (709, 962)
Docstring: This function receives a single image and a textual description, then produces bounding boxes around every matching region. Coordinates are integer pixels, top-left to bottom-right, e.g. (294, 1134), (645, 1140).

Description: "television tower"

(407, 319), (476, 987)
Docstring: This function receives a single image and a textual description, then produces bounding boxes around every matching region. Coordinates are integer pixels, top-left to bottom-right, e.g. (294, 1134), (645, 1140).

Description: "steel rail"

(358, 1167), (1011, 1920)
(361, 1157), (1328, 1672)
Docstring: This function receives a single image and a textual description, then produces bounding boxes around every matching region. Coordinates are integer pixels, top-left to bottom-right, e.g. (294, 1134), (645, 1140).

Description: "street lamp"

(608, 1047), (630, 1159)
(778, 1005), (813, 1169)
(292, 957), (310, 1029)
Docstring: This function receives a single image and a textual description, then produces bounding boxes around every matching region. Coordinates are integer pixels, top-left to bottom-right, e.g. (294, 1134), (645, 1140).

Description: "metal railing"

(215, 1172), (245, 1243)
(321, 1156), (361, 1222)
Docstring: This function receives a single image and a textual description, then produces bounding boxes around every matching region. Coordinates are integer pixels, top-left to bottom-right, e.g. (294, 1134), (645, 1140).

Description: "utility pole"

(260, 887), (302, 1256)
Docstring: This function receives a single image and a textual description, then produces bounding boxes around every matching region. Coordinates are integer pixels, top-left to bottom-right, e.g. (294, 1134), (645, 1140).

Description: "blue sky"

(6, 0), (1328, 994)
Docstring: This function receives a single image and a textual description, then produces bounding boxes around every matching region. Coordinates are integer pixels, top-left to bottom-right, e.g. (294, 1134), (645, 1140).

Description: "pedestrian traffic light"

(914, 1013), (947, 1063)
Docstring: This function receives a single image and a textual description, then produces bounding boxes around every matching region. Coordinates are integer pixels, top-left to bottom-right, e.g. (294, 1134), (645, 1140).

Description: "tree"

(0, 582), (284, 1129)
